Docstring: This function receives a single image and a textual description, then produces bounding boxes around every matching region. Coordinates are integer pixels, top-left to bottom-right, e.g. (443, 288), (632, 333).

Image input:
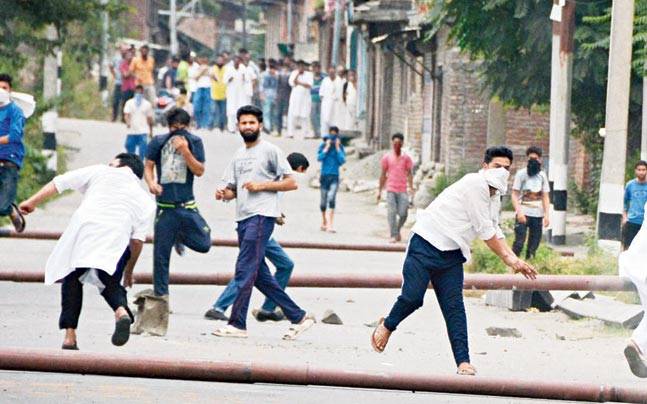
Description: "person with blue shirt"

(204, 152), (310, 322)
(623, 160), (647, 249)
(318, 126), (345, 233)
(0, 73), (26, 233)
(259, 60), (279, 134)
(144, 107), (212, 298)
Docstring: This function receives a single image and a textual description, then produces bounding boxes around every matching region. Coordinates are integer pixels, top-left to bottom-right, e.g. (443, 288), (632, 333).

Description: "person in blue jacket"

(0, 73), (26, 232)
(317, 126), (345, 233)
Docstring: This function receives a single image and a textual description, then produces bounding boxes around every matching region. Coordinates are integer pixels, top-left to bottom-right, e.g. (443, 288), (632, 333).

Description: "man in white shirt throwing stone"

(19, 153), (155, 350)
(370, 146), (537, 376)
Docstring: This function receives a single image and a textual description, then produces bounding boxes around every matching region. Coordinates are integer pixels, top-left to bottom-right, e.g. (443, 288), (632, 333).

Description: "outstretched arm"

(18, 182), (58, 215)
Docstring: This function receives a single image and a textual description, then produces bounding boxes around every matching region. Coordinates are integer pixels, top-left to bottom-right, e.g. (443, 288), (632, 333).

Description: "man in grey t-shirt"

(212, 105), (315, 340)
(511, 146), (550, 259)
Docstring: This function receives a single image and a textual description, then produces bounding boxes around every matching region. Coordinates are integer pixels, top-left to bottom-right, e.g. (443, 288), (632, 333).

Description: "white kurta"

(225, 65), (253, 116)
(339, 82), (358, 131)
(319, 76), (343, 133)
(45, 165), (155, 285)
(288, 70), (313, 118)
(619, 208), (647, 352)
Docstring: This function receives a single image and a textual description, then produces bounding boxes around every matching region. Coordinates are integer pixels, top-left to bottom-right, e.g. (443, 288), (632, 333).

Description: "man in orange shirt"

(130, 45), (156, 104)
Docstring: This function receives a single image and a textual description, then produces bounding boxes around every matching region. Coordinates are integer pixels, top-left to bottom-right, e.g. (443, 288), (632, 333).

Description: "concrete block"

(485, 290), (532, 311)
(556, 295), (644, 329)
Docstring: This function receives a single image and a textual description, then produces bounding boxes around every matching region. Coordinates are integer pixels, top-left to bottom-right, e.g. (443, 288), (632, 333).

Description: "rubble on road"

(556, 295), (643, 329)
(486, 327), (522, 338)
(321, 310), (343, 325)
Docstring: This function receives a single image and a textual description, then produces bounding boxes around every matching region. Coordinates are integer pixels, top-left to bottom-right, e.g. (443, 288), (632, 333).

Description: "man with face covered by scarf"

(144, 107), (211, 299)
(212, 105), (315, 340)
(371, 146), (537, 376)
(511, 146), (550, 259)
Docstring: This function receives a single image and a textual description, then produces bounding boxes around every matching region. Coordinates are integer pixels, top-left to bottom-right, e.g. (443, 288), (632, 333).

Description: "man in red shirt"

(377, 133), (414, 243)
(119, 49), (136, 107)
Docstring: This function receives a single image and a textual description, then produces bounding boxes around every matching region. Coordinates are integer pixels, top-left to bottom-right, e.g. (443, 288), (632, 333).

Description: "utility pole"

(547, 0), (575, 245)
(99, 0), (110, 105)
(242, 0), (248, 49)
(331, 0), (342, 67)
(42, 25), (61, 172)
(287, 0), (293, 45)
(170, 0), (178, 55)
(642, 61), (647, 161)
(597, 0), (635, 252)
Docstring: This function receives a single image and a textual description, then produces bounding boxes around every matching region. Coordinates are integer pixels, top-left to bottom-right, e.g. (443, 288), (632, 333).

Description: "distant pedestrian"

(119, 49), (136, 105)
(319, 65), (343, 137)
(259, 60), (279, 134)
(144, 108), (211, 298)
(205, 152), (310, 322)
(377, 133), (414, 243)
(110, 44), (128, 122)
(123, 85), (153, 159)
(162, 56), (179, 92)
(310, 62), (324, 138)
(175, 52), (191, 89)
(212, 105), (315, 339)
(191, 55), (213, 129)
(622, 160), (647, 250)
(129, 45), (156, 104)
(18, 153), (155, 350)
(275, 60), (292, 136)
(339, 69), (358, 131)
(371, 146), (537, 376)
(317, 126), (345, 233)
(210, 54), (227, 133)
(224, 56), (253, 133)
(0, 73), (26, 233)
(287, 60), (313, 139)
(511, 146), (550, 258)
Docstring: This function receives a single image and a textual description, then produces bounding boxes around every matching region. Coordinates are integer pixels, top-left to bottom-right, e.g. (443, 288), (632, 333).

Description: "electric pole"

(99, 0), (110, 105)
(42, 25), (61, 172)
(547, 0), (575, 245)
(287, 0), (293, 45)
(170, 0), (178, 55)
(331, 0), (342, 67)
(597, 0), (635, 253)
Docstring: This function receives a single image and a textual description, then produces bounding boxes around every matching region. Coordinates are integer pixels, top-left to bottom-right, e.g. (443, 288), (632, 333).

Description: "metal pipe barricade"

(0, 270), (635, 291)
(0, 348), (644, 402)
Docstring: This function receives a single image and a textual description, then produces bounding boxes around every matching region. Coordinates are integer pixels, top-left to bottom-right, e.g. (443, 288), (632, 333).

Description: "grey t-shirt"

(224, 140), (293, 222)
(512, 168), (550, 217)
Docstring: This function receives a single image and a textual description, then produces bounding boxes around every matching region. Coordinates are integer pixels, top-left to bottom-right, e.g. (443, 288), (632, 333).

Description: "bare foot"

(389, 237), (398, 243)
(371, 318), (391, 353)
(457, 362), (476, 376)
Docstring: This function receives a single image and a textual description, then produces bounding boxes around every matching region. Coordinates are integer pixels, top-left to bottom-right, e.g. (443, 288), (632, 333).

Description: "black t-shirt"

(146, 129), (205, 203)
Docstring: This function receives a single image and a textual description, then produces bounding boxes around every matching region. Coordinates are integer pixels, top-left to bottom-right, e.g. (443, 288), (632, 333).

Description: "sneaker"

(283, 314), (316, 340)
(204, 308), (229, 321)
(174, 240), (185, 256)
(212, 325), (248, 338)
(253, 308), (285, 322)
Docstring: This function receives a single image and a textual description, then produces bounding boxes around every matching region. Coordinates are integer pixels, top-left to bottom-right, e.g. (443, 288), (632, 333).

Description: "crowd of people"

(110, 45), (360, 141)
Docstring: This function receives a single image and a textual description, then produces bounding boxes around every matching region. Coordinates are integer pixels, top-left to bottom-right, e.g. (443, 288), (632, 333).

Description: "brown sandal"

(370, 317), (391, 353)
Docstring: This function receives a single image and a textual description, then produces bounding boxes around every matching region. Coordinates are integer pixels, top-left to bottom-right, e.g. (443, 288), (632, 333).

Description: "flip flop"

(61, 343), (78, 350)
(371, 317), (389, 353)
(457, 363), (477, 376)
(624, 340), (647, 378)
(111, 315), (131, 346)
(10, 204), (25, 233)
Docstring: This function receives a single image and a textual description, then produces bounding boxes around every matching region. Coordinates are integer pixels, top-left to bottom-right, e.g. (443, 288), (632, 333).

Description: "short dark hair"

(526, 146), (543, 157)
(141, 44), (149, 50)
(0, 73), (12, 87)
(312, 61), (321, 67)
(392, 133), (404, 141)
(135, 84), (144, 91)
(484, 146), (514, 164)
(166, 107), (191, 127)
(287, 152), (309, 171)
(329, 126), (339, 134)
(171, 56), (180, 63)
(636, 160), (647, 169)
(239, 48), (249, 55)
(236, 105), (263, 123)
(115, 153), (144, 179)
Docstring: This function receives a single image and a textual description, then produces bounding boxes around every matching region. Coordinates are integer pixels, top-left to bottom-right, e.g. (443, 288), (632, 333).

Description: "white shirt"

(123, 97), (153, 134)
(224, 64), (253, 115)
(187, 62), (200, 92)
(412, 172), (504, 262)
(191, 63), (212, 88)
(45, 165), (156, 284)
(288, 70), (313, 118)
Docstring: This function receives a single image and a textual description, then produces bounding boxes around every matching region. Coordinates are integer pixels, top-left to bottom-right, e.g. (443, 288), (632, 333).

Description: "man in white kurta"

(619, 210), (647, 378)
(19, 153), (155, 350)
(287, 61), (314, 140)
(224, 56), (253, 133)
(319, 66), (343, 137)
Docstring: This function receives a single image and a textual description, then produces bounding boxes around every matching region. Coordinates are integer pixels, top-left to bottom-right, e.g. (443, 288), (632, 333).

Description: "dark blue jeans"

(320, 175), (339, 211)
(212, 237), (295, 313)
(193, 87), (213, 129)
(0, 165), (18, 216)
(153, 206), (211, 296)
(228, 215), (305, 330)
(125, 134), (147, 160)
(384, 233), (469, 365)
(212, 99), (227, 130)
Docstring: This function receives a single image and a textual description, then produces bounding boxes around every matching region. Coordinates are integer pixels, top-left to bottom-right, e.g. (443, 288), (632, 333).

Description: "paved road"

(0, 119), (643, 402)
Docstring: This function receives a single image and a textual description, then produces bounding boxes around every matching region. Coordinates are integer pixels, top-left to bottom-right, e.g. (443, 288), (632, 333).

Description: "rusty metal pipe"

(0, 270), (635, 291)
(0, 347), (644, 402)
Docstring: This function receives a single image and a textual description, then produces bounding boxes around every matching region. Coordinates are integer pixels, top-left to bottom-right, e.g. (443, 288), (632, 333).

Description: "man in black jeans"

(144, 107), (211, 298)
(0, 73), (26, 232)
(18, 153), (155, 350)
(511, 146), (550, 259)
